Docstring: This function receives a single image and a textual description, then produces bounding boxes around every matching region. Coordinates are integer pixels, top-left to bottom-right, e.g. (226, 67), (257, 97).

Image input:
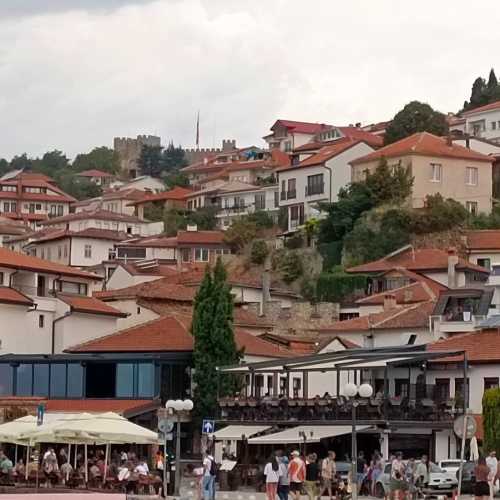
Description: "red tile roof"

(466, 230), (500, 251)
(270, 148), (292, 169)
(462, 100), (500, 116)
(128, 186), (193, 206)
(176, 230), (226, 245)
(67, 315), (291, 358)
(0, 286), (34, 306)
(28, 228), (131, 244)
(117, 235), (178, 248)
(0, 220), (28, 236)
(94, 278), (197, 302)
(347, 247), (489, 274)
(295, 138), (363, 168)
(428, 329), (500, 363)
(39, 209), (146, 226)
(58, 294), (127, 317)
(318, 301), (435, 332)
(0, 247), (102, 280)
(118, 262), (180, 277)
(77, 169), (114, 178)
(350, 132), (494, 165)
(45, 399), (159, 417)
(337, 127), (384, 147)
(271, 120), (331, 135)
(101, 188), (146, 201)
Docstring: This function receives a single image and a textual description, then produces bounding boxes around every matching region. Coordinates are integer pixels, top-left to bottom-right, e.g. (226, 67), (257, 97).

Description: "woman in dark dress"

(475, 456), (491, 500)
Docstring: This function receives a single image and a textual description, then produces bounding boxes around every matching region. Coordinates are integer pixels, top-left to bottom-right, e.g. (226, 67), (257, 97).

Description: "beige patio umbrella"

(0, 415), (37, 445)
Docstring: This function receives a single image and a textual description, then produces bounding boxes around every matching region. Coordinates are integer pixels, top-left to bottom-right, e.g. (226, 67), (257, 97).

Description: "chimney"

(447, 247), (458, 288)
(446, 134), (452, 146)
(383, 293), (397, 311)
(355, 122), (361, 128)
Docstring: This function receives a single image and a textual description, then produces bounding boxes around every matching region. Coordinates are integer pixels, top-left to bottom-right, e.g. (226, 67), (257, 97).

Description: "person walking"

(278, 455), (290, 500)
(288, 451), (306, 500)
(304, 453), (320, 500)
(264, 454), (281, 500)
(486, 451), (498, 499)
(202, 452), (216, 500)
(321, 451), (336, 500)
(475, 457), (492, 500)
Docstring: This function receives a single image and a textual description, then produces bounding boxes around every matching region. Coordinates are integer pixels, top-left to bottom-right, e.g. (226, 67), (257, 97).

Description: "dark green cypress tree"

(191, 260), (241, 421)
(469, 77), (488, 109)
(487, 69), (498, 94)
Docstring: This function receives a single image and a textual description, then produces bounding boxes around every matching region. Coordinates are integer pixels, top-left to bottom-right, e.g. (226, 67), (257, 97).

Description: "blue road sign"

(202, 419), (215, 434)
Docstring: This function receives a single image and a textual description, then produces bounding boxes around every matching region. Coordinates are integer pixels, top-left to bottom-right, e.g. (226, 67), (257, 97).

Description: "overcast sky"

(1, 0), (499, 160)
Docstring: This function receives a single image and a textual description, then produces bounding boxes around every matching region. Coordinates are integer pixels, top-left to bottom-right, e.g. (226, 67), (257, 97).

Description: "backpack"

(209, 458), (218, 476)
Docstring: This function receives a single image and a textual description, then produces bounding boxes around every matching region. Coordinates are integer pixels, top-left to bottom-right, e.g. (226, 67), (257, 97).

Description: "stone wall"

(246, 300), (339, 336)
(113, 135), (161, 177)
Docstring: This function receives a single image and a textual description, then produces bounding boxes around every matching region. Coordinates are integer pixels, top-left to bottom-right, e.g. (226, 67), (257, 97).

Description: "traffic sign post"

(455, 414), (476, 497)
(202, 419), (215, 434)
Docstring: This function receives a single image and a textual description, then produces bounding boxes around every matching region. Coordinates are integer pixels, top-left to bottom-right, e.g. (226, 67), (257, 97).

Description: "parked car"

(375, 462), (457, 497)
(439, 459), (466, 475)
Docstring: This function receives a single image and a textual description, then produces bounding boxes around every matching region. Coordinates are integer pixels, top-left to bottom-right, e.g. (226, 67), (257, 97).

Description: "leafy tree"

(250, 239), (269, 264)
(186, 206), (218, 230)
(192, 260), (242, 420)
(164, 208), (188, 236)
(384, 101), (448, 145)
(0, 159), (9, 177)
(483, 387), (500, 454)
(9, 154), (33, 171)
(487, 69), (498, 97)
(73, 146), (120, 174)
(165, 171), (189, 188)
(223, 217), (258, 251)
(463, 70), (500, 110)
(143, 203), (165, 222)
(57, 174), (102, 200)
(410, 194), (468, 233)
(277, 251), (303, 283)
(32, 150), (69, 177)
(365, 158), (414, 205)
(162, 141), (188, 171)
(138, 144), (164, 177)
(246, 210), (275, 229)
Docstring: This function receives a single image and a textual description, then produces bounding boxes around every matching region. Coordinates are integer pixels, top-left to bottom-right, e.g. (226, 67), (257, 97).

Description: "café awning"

(247, 425), (371, 444)
(213, 425), (271, 441)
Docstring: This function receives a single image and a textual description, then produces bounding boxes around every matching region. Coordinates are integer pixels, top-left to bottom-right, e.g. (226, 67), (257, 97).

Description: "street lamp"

(343, 382), (373, 500)
(166, 399), (194, 497)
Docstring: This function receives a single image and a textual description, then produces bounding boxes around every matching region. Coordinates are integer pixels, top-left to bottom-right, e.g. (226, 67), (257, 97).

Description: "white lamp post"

(166, 399), (194, 497)
(343, 382), (373, 500)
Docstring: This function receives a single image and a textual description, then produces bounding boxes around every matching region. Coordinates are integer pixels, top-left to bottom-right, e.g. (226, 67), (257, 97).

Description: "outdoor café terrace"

(216, 345), (468, 426)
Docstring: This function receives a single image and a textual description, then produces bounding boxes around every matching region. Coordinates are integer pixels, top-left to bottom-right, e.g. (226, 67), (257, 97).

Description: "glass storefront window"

(67, 364), (83, 397)
(16, 364), (32, 396)
(0, 365), (13, 396)
(137, 363), (154, 398)
(33, 364), (49, 396)
(50, 364), (67, 397)
(116, 363), (135, 398)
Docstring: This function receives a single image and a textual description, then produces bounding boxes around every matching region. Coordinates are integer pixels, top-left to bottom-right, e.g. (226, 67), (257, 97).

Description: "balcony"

(305, 183), (325, 197)
(286, 190), (296, 200)
(280, 191), (286, 201)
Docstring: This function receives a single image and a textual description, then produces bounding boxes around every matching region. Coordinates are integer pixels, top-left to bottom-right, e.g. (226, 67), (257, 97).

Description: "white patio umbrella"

(470, 436), (480, 461)
(0, 415), (37, 445)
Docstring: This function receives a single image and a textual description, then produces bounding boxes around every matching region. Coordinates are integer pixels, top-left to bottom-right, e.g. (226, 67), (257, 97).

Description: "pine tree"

(487, 69), (498, 94)
(191, 260), (241, 421)
(469, 77), (488, 109)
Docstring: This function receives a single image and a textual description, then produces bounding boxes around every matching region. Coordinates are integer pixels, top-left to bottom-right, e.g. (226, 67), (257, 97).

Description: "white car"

(439, 459), (466, 475)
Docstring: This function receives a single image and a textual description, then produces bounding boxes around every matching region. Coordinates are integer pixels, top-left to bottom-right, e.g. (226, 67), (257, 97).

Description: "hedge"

(316, 271), (368, 303)
(483, 388), (500, 453)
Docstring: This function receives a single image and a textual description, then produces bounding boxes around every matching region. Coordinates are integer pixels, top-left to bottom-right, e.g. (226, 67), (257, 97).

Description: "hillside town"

(2, 2), (500, 499)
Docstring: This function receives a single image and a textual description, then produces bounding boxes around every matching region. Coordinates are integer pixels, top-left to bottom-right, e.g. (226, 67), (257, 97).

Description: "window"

(181, 248), (190, 262)
(67, 363), (84, 397)
(292, 377), (302, 398)
(46, 247), (51, 260)
(274, 191), (279, 208)
(57, 246), (62, 259)
(430, 163), (442, 182)
(16, 364), (33, 396)
(50, 364), (67, 397)
(477, 258), (491, 270)
(50, 205), (57, 215)
(11, 202), (16, 212)
(33, 364), (49, 397)
(137, 306), (141, 315)
(493, 122), (497, 130)
(35, 204), (41, 211)
(254, 193), (266, 210)
(137, 363), (155, 398)
(395, 378), (409, 397)
(84, 244), (92, 258)
(284, 140), (292, 152)
(56, 280), (88, 296)
(280, 180), (286, 201)
(0, 365), (13, 396)
(3, 202), (9, 213)
(38, 314), (45, 328)
(116, 363), (135, 398)
(407, 334), (417, 345)
(287, 178), (296, 199)
(466, 167), (478, 186)
(484, 377), (499, 391)
(466, 201), (478, 215)
(194, 248), (209, 262)
(306, 174), (324, 196)
(434, 378), (450, 401)
(455, 377), (470, 405)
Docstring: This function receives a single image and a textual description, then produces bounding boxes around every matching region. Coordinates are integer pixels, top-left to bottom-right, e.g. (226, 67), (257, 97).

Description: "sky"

(1, 0), (499, 160)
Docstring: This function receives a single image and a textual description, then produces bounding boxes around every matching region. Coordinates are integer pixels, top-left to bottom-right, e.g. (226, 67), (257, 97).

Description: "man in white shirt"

(486, 451), (498, 499)
(134, 459), (150, 477)
(202, 452), (216, 500)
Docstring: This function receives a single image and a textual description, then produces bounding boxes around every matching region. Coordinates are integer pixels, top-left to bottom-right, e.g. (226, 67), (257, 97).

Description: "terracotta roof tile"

(128, 186), (193, 205)
(466, 230), (500, 251)
(58, 294), (127, 317)
(271, 120), (331, 135)
(118, 235), (178, 248)
(319, 301), (434, 332)
(45, 399), (159, 417)
(337, 126), (384, 147)
(0, 247), (101, 280)
(77, 169), (114, 178)
(347, 247), (489, 274)
(177, 230), (226, 245)
(427, 328), (500, 363)
(0, 286), (34, 306)
(28, 228), (131, 244)
(294, 139), (362, 169)
(350, 132), (493, 165)
(39, 209), (146, 226)
(101, 188), (145, 201)
(462, 100), (500, 116)
(67, 315), (291, 357)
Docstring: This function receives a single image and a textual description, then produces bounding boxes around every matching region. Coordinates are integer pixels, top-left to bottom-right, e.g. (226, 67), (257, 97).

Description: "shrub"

(247, 210), (275, 229)
(284, 233), (304, 249)
(250, 240), (269, 265)
(316, 269), (368, 303)
(223, 217), (258, 252)
(483, 388), (500, 454)
(300, 277), (317, 302)
(279, 251), (303, 283)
